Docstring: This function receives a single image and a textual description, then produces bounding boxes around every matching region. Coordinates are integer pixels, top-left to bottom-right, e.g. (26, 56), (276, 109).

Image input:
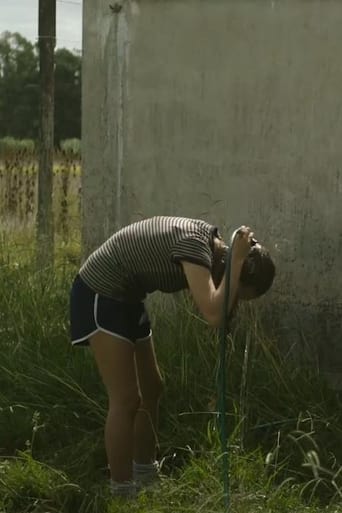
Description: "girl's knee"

(109, 387), (141, 416)
(141, 376), (163, 405)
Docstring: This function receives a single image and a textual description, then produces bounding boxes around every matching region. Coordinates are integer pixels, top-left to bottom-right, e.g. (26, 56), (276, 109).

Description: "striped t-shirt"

(79, 216), (219, 302)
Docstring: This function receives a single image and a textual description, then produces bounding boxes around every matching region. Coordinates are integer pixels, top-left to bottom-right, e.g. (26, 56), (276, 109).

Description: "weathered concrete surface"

(81, 0), (122, 255)
(82, 0), (342, 383)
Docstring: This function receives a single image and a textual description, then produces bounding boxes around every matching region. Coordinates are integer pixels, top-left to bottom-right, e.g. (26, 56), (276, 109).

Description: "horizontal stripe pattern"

(79, 216), (216, 301)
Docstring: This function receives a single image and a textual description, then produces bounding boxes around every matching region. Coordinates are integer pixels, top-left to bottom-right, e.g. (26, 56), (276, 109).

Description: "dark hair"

(240, 245), (275, 296)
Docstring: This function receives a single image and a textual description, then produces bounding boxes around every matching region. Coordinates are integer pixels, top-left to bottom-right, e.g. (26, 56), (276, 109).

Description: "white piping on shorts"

(71, 328), (99, 346)
(71, 294), (152, 346)
(135, 331), (152, 343)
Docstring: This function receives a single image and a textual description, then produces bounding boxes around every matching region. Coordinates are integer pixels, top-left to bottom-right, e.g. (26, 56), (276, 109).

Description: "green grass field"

(1, 230), (342, 512)
(0, 145), (341, 511)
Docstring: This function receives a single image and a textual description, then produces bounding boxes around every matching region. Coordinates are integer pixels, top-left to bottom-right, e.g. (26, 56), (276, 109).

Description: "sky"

(0, 0), (83, 51)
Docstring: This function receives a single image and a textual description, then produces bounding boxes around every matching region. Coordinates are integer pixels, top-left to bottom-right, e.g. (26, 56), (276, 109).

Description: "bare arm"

(181, 226), (253, 328)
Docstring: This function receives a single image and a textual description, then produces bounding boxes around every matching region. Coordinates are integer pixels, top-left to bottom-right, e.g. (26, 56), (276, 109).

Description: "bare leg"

(90, 331), (140, 482)
(134, 337), (163, 464)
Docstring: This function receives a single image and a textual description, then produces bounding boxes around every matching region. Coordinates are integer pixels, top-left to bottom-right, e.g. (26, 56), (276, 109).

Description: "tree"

(0, 32), (39, 139)
(55, 48), (81, 146)
(0, 31), (81, 144)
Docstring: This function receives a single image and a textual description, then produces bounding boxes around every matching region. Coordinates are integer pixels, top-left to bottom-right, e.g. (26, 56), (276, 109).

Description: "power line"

(0, 0), (82, 4)
(56, 0), (82, 5)
(21, 35), (82, 51)
(37, 35), (81, 44)
(15, 34), (82, 50)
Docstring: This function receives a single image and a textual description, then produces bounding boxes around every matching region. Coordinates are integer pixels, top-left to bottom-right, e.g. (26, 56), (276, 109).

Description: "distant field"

(0, 147), (81, 237)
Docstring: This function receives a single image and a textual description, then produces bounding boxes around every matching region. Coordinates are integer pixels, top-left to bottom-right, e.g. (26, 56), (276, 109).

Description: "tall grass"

(0, 235), (342, 512)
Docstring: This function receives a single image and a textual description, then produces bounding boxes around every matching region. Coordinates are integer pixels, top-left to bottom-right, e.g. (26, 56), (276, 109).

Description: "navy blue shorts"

(70, 275), (152, 346)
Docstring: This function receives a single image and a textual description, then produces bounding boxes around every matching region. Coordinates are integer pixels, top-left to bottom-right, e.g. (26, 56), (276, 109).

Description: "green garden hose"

(217, 229), (239, 512)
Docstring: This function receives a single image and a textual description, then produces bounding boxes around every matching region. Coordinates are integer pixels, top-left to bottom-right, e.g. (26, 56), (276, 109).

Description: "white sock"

(110, 479), (137, 498)
(133, 460), (159, 485)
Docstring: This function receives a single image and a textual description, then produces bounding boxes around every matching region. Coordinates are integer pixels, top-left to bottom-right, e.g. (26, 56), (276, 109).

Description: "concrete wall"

(82, 0), (342, 383)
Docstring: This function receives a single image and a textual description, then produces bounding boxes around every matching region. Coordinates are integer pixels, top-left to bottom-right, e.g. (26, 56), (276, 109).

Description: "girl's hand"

(232, 225), (254, 262)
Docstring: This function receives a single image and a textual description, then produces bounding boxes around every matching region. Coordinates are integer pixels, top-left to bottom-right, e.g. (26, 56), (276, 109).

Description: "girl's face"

(212, 238), (260, 301)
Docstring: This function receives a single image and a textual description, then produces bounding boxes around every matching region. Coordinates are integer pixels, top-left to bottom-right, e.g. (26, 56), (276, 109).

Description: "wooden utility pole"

(37, 0), (56, 268)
